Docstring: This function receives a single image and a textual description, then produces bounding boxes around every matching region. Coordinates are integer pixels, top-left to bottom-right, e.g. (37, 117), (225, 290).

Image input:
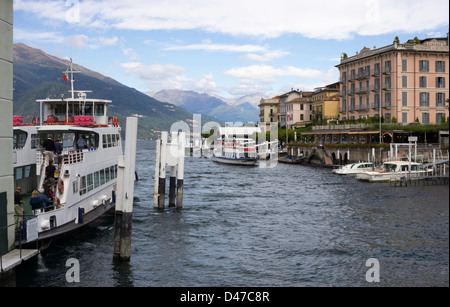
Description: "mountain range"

(12, 43), (200, 139)
(149, 90), (262, 124)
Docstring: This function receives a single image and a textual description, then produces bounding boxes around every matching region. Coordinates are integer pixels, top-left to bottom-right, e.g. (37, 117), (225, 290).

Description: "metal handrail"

(1, 214), (39, 272)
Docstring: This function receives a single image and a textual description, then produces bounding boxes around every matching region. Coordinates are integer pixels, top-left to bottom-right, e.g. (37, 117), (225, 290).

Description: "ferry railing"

(63, 151), (85, 165)
(0, 215), (39, 273)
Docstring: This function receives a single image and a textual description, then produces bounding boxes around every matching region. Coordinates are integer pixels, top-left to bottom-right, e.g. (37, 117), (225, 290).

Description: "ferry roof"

(37, 125), (97, 133)
(36, 98), (112, 104)
(218, 126), (261, 136)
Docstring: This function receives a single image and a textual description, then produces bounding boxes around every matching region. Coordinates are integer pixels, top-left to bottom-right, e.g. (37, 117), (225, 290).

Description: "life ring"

(58, 179), (64, 194)
(113, 117), (119, 127)
(54, 196), (61, 209)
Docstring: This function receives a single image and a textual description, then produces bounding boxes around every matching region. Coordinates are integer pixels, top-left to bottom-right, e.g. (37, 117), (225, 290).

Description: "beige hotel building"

(336, 35), (449, 125)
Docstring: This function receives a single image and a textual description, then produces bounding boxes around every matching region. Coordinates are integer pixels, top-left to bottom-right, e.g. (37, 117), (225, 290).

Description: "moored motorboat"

(332, 162), (374, 175)
(355, 161), (432, 182)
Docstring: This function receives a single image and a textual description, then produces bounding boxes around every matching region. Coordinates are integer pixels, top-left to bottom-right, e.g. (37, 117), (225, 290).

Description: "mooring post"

(176, 132), (185, 209)
(113, 117), (138, 261)
(153, 138), (161, 206)
(169, 166), (177, 207)
(158, 131), (168, 209)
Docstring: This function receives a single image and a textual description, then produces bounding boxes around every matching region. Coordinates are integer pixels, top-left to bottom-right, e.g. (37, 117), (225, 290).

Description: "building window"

(384, 60), (391, 73)
(436, 61), (445, 73)
(436, 113), (446, 124)
(402, 112), (408, 123)
(402, 92), (408, 107)
(402, 59), (408, 72)
(421, 112), (429, 124)
(374, 63), (380, 75)
(436, 77), (445, 88)
(436, 93), (446, 107)
(419, 76), (427, 88)
(419, 60), (429, 72)
(402, 76), (407, 88)
(420, 92), (429, 107)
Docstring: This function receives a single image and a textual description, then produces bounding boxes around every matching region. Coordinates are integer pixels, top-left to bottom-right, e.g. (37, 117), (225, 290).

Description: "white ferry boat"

(355, 161), (432, 182)
(212, 126), (260, 166)
(332, 162), (375, 175)
(13, 62), (122, 249)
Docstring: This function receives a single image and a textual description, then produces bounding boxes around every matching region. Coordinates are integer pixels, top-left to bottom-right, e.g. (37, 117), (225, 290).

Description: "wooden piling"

(158, 132), (168, 209)
(169, 166), (176, 207)
(176, 132), (185, 209)
(113, 117), (138, 261)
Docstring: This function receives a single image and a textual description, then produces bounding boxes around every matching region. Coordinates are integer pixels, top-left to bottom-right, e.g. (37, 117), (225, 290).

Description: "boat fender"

(58, 179), (64, 194)
(40, 219), (50, 230)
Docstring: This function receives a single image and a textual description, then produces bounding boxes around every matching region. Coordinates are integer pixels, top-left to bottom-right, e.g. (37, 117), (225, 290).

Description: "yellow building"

(311, 83), (340, 124)
(258, 97), (279, 132)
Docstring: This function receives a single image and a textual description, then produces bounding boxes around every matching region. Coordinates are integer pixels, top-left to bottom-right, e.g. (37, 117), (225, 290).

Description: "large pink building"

(336, 35), (449, 125)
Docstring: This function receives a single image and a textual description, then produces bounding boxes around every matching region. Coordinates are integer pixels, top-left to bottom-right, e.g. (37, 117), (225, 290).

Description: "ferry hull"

(16, 200), (115, 250)
(213, 156), (258, 166)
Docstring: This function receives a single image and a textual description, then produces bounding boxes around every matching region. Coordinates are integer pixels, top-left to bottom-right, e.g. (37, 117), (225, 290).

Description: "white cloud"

(14, 28), (64, 44)
(14, 0), (449, 39)
(240, 51), (291, 62)
(123, 48), (139, 60)
(64, 34), (90, 50)
(192, 73), (217, 93)
(98, 36), (119, 46)
(120, 62), (185, 81)
(225, 64), (338, 95)
(165, 43), (267, 53)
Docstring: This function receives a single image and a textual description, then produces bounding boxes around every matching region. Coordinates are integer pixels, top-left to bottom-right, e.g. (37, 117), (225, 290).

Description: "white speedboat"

(332, 162), (374, 175)
(13, 61), (122, 249)
(355, 161), (432, 182)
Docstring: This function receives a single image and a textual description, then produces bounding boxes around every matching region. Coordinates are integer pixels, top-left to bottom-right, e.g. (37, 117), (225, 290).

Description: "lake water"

(16, 140), (449, 287)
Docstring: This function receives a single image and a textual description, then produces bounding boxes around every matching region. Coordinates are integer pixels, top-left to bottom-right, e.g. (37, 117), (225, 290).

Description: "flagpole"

(70, 58), (74, 99)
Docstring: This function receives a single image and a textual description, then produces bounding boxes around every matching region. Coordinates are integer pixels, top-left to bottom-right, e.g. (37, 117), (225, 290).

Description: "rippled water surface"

(17, 140), (449, 287)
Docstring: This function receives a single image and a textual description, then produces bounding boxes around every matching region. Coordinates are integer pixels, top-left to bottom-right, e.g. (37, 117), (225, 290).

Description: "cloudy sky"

(13, 0), (449, 98)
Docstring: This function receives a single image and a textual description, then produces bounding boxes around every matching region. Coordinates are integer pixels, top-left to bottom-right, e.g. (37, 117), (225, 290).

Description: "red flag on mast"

(62, 67), (69, 82)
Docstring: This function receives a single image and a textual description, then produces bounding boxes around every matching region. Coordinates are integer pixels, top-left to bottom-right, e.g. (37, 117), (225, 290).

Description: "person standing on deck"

(43, 134), (56, 164)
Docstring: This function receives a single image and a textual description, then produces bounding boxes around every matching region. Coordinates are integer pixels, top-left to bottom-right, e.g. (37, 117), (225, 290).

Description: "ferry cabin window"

(73, 181), (78, 194)
(62, 133), (75, 150)
(15, 168), (23, 180)
(87, 174), (94, 192)
(85, 104), (93, 116)
(105, 167), (110, 182)
(102, 134), (120, 148)
(96, 104), (104, 116)
(100, 169), (105, 185)
(94, 172), (99, 189)
(80, 176), (87, 195)
(78, 164), (118, 196)
(31, 134), (40, 149)
(13, 130), (27, 149)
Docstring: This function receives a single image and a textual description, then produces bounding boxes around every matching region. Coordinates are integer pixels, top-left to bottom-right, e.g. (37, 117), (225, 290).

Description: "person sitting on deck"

(30, 190), (42, 214)
(38, 188), (53, 211)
